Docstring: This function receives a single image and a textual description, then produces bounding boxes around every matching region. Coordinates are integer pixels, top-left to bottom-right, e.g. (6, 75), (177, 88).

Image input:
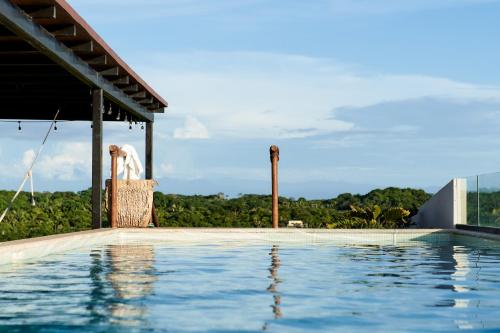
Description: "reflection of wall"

(431, 242), (484, 331)
(414, 178), (466, 228)
(106, 245), (157, 326)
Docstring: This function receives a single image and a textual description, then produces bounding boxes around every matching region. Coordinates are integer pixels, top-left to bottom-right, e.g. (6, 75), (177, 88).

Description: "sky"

(1, 0), (500, 198)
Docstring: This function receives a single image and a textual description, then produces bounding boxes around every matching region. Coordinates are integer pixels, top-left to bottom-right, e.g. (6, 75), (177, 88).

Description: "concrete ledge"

(0, 228), (489, 266)
(455, 224), (500, 239)
(414, 178), (466, 228)
(0, 229), (119, 266)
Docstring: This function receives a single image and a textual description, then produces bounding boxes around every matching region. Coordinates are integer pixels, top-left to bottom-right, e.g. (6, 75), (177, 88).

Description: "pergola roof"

(0, 0), (167, 122)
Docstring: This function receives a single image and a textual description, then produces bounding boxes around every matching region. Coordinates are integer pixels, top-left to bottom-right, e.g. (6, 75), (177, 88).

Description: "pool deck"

(0, 228), (499, 266)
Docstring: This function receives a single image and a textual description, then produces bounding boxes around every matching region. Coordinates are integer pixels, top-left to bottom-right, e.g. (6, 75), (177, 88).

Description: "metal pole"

(92, 89), (103, 229)
(270, 145), (279, 228)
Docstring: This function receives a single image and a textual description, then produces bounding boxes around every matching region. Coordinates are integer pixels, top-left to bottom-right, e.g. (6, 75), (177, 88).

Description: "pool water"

(1, 235), (500, 332)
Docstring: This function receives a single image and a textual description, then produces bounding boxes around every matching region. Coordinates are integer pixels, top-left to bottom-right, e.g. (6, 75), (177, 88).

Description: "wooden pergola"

(0, 0), (168, 228)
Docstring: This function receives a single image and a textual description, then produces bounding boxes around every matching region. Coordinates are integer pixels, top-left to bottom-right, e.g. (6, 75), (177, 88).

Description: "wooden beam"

(100, 67), (119, 76)
(28, 6), (56, 19)
(148, 102), (160, 109)
(111, 76), (130, 85)
(51, 25), (76, 37)
(146, 122), (153, 179)
(138, 98), (154, 105)
(0, 64), (75, 77)
(71, 41), (93, 53)
(130, 91), (146, 99)
(92, 89), (103, 229)
(87, 55), (107, 65)
(0, 25), (13, 36)
(0, 0), (154, 122)
(0, 35), (21, 41)
(150, 108), (165, 113)
(123, 84), (139, 93)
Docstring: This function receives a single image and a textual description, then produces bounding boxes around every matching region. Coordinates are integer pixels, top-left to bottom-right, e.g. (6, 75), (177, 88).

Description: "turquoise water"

(1, 235), (500, 332)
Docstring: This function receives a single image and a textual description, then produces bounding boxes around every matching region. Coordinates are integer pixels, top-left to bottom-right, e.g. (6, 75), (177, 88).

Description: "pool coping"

(0, 228), (499, 266)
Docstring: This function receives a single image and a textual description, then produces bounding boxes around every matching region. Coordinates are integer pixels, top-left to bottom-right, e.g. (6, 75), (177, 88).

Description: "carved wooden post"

(109, 145), (126, 228)
(270, 145), (279, 228)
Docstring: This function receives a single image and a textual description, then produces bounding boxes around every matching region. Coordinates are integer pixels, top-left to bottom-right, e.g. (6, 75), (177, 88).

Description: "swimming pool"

(0, 229), (499, 332)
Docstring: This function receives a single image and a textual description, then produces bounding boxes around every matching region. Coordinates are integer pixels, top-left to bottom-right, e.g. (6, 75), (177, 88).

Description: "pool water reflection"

(1, 235), (500, 332)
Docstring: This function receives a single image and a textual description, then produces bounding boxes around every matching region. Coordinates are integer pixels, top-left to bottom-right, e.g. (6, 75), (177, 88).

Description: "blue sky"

(1, 0), (500, 198)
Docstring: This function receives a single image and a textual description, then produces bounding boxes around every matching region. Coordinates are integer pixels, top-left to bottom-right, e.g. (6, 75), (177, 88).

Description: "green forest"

(0, 187), (431, 242)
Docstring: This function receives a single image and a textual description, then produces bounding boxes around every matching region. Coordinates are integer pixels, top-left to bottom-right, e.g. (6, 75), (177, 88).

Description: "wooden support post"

(152, 205), (159, 227)
(270, 145), (280, 228)
(92, 89), (103, 229)
(145, 122), (153, 180)
(145, 122), (158, 226)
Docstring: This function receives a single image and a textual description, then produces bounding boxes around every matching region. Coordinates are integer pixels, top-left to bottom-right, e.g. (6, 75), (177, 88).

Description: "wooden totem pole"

(270, 145), (280, 228)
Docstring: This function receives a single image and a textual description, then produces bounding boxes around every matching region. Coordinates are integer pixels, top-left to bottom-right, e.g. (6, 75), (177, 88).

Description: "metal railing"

(466, 172), (500, 227)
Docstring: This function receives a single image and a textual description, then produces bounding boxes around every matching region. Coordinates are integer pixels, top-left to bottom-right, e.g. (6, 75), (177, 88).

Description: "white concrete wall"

(414, 178), (467, 229)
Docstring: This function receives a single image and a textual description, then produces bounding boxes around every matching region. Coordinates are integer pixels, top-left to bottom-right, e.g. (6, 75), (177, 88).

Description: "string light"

(107, 104), (112, 116)
(4, 108), (144, 134)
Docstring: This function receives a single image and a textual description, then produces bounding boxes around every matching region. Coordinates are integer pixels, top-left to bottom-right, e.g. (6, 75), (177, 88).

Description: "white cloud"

(137, 51), (500, 140)
(33, 143), (91, 181)
(22, 150), (36, 169)
(156, 162), (175, 178)
(173, 116), (210, 140)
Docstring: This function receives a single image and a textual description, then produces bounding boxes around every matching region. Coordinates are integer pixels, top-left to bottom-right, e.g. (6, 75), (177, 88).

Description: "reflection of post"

(263, 245), (283, 330)
(270, 145), (279, 228)
(106, 245), (157, 326)
(107, 245), (157, 299)
(268, 245), (282, 319)
(88, 249), (107, 323)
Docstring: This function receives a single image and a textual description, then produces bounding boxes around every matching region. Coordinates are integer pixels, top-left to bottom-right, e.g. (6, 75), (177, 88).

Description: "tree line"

(0, 187), (431, 242)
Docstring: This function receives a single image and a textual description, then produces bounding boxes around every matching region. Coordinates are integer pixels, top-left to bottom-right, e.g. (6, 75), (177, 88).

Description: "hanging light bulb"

(141, 123), (144, 130)
(18, 121), (22, 132)
(129, 122), (132, 132)
(107, 104), (113, 116)
(116, 108), (121, 121)
(124, 113), (129, 123)
(54, 121), (58, 131)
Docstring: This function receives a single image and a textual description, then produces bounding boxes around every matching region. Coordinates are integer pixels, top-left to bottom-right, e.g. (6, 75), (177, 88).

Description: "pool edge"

(0, 228), (495, 265)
